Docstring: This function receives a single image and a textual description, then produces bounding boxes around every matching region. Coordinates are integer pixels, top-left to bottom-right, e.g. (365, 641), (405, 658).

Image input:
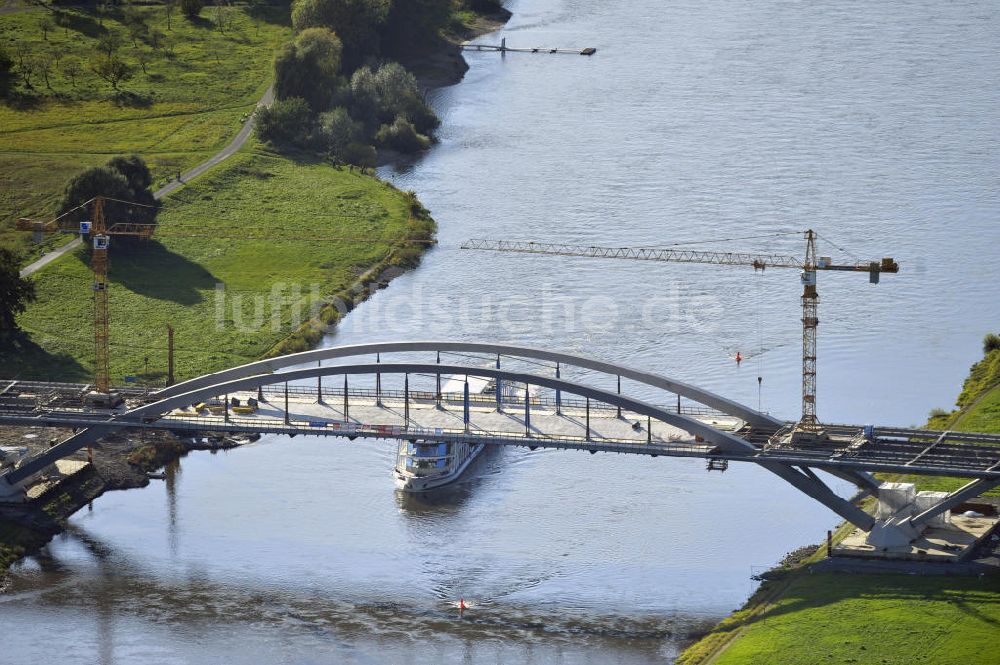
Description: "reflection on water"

(3, 0), (999, 662)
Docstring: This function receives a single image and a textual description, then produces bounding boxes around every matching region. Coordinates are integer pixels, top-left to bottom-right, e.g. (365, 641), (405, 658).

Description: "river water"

(3, 0), (999, 662)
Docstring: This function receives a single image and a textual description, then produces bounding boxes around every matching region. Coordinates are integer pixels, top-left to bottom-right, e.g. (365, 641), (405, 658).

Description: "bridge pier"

(0, 473), (28, 503)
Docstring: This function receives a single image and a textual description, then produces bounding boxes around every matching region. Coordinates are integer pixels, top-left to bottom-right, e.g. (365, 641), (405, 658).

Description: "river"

(2, 0), (998, 662)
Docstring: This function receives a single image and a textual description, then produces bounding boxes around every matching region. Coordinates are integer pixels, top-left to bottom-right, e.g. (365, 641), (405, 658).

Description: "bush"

(985, 333), (1000, 354)
(180, 0), (205, 19)
(375, 115), (430, 153)
(342, 141), (376, 168)
(274, 27), (343, 111)
(254, 97), (315, 147)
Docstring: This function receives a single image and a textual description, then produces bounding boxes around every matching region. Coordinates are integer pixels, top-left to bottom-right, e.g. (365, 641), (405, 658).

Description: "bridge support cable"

(525, 383), (531, 435)
(555, 363), (561, 415)
(284, 383), (290, 425)
(496, 355), (501, 411)
(152, 341), (784, 430)
(435, 352), (442, 406)
(317, 360), (323, 403)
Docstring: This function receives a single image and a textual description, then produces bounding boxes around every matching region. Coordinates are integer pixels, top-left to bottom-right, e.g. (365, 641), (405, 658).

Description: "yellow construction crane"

(462, 231), (898, 441)
(17, 196), (434, 403)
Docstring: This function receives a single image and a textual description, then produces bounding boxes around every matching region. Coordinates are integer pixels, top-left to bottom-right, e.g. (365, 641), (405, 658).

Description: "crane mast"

(462, 230), (898, 434)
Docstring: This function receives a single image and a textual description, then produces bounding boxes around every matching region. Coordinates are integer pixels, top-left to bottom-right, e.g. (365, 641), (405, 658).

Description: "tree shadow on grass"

(0, 331), (90, 383)
(105, 240), (218, 306)
(62, 9), (107, 39)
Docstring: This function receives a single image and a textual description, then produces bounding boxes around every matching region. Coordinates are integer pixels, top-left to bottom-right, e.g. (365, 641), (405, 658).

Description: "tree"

(317, 106), (361, 157)
(165, 0), (177, 30)
(59, 156), (159, 234)
(61, 58), (82, 87)
(381, 0), (450, 55)
(0, 248), (36, 333)
(17, 56), (35, 88)
(35, 55), (53, 90)
(254, 97), (315, 147)
(0, 45), (12, 80)
(180, 0), (205, 19)
(149, 28), (165, 51)
(39, 16), (55, 41)
(291, 0), (390, 67)
(91, 55), (134, 90)
(97, 30), (123, 58)
(136, 48), (151, 74)
(127, 19), (148, 47)
(274, 27), (343, 111)
(54, 10), (72, 37)
(349, 62), (439, 133)
(247, 0), (267, 35)
(106, 154), (153, 192)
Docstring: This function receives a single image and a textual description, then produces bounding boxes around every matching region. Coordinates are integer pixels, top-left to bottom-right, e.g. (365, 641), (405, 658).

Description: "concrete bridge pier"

(0, 474), (27, 503)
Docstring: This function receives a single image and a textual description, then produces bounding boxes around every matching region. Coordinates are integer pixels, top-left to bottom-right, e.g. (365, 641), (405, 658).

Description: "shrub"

(254, 96), (315, 147)
(375, 115), (430, 153)
(180, 0), (205, 19)
(985, 333), (1000, 354)
(342, 141), (376, 168)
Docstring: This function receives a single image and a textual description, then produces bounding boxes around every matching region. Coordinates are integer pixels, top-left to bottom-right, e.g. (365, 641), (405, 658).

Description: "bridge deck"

(3, 386), (999, 480)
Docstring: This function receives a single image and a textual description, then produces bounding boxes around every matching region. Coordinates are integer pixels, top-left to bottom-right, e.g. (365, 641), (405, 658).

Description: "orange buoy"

(735, 351), (742, 363)
(459, 598), (467, 610)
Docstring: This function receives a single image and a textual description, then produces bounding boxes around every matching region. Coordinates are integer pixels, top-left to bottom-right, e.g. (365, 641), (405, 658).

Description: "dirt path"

(19, 84), (274, 278)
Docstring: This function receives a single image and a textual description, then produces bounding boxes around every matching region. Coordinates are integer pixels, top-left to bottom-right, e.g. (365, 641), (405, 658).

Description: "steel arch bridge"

(2, 342), (999, 546)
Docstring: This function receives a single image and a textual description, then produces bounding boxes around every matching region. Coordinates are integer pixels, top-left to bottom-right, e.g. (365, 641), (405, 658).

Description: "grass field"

(0, 3), (291, 259)
(690, 573), (1000, 665)
(3, 148), (432, 383)
(678, 346), (1000, 665)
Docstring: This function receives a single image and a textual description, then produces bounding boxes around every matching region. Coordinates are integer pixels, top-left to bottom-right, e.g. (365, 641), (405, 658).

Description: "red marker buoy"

(459, 598), (467, 611)
(735, 351), (742, 364)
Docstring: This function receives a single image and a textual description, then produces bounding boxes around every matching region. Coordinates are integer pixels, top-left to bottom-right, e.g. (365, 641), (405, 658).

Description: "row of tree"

(0, 0), (247, 96)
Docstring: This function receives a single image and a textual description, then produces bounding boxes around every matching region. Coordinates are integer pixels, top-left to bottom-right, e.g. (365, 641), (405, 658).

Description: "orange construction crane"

(462, 231), (898, 440)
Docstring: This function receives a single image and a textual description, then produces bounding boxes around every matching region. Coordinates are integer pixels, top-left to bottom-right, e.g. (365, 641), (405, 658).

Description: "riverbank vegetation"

(677, 336), (1000, 665)
(258, 0), (507, 164)
(3, 147), (432, 383)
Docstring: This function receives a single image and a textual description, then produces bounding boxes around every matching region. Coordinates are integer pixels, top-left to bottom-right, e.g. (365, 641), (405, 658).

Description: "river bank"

(677, 343), (1000, 665)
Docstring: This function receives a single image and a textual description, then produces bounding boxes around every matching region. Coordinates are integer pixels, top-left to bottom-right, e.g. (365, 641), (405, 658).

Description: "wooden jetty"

(462, 38), (596, 56)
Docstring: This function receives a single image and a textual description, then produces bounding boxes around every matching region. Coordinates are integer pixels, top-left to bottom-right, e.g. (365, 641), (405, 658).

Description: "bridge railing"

(124, 411), (720, 456)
